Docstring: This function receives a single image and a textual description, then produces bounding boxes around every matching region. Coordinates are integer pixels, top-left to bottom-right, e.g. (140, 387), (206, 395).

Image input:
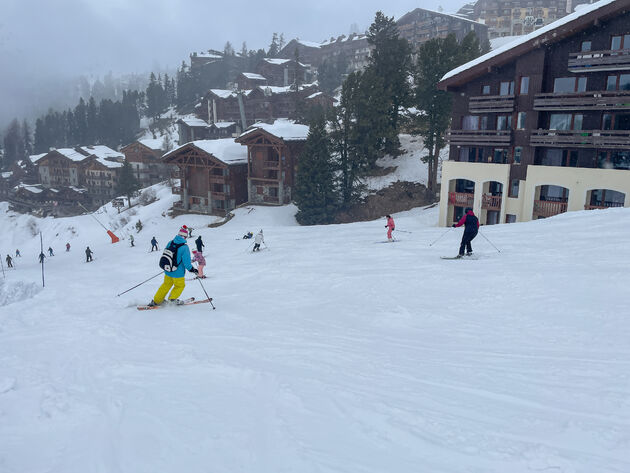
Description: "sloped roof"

(164, 138), (247, 165)
(138, 138), (164, 150)
(80, 145), (124, 160)
(178, 115), (210, 127)
(238, 119), (309, 142)
(439, 0), (624, 88)
(242, 72), (267, 81)
(53, 148), (89, 162)
(29, 153), (47, 163)
(397, 7), (486, 27)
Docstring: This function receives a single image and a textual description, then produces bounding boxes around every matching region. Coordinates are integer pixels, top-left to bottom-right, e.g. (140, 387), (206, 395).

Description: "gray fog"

(0, 0), (466, 131)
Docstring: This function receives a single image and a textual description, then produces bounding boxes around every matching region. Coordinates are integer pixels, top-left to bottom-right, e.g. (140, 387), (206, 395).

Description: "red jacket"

(455, 211), (479, 231)
(386, 217), (395, 230)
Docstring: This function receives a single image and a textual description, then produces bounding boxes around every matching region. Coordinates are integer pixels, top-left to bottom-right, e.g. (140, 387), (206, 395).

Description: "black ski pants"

(459, 231), (478, 256)
(253, 243), (261, 252)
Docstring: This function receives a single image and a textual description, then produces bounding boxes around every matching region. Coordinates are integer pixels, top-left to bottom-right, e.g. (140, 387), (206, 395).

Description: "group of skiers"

(4, 244), (95, 268)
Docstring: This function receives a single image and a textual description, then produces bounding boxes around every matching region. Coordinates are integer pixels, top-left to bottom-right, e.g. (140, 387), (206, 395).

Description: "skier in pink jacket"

(385, 215), (395, 242)
(191, 250), (206, 278)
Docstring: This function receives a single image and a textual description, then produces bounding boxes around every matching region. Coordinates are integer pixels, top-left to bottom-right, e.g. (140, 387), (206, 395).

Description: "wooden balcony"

(533, 200), (567, 218)
(447, 129), (512, 147)
(534, 91), (630, 111)
(468, 94), (515, 113)
(210, 191), (225, 198)
(448, 192), (474, 207)
(568, 49), (630, 72)
(172, 186), (182, 195)
(481, 194), (502, 211)
(263, 160), (280, 168)
(585, 201), (625, 210)
(530, 129), (630, 149)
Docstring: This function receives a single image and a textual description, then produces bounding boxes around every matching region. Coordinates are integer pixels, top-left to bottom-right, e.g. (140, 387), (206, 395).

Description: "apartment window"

(553, 77), (587, 93)
(606, 74), (630, 91)
(611, 34), (630, 50)
(492, 148), (508, 164)
(513, 146), (522, 164)
(497, 115), (513, 130)
(459, 147), (485, 162)
(462, 115), (480, 130)
(480, 116), (490, 130)
(505, 214), (517, 223)
(581, 41), (592, 52)
(519, 76), (530, 95)
(516, 112), (527, 130)
(499, 81), (515, 95)
(482, 85), (491, 95)
(540, 149), (578, 167)
(268, 187), (279, 198)
(212, 167), (224, 176)
(509, 179), (520, 198)
(549, 113), (583, 130)
(602, 113), (630, 130)
(598, 150), (630, 170)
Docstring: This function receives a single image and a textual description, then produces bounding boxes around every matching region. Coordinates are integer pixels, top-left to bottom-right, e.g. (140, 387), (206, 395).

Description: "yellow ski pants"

(153, 275), (185, 304)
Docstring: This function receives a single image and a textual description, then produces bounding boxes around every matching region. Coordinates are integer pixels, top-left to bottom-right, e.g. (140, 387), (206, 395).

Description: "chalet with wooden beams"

(176, 115), (211, 145)
(237, 72), (268, 90)
(121, 139), (171, 186)
(256, 58), (310, 87)
(163, 139), (248, 216)
(235, 119), (309, 205)
(438, 0), (630, 226)
(36, 148), (89, 188)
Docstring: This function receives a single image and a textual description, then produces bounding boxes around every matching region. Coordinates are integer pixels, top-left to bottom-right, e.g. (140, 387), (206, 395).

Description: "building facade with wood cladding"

(235, 120), (309, 205)
(437, 0), (630, 226)
(120, 139), (172, 187)
(163, 139), (248, 216)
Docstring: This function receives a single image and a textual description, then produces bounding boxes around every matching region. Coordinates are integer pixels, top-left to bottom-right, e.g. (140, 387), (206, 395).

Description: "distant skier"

(147, 225), (197, 307)
(38, 252), (45, 264)
(150, 237), (159, 252)
(252, 229), (264, 252)
(192, 250), (206, 279)
(130, 235), (135, 247)
(15, 249), (20, 257)
(66, 243), (70, 252)
(187, 227), (193, 238)
(385, 215), (395, 242)
(195, 235), (204, 253)
(452, 208), (479, 258)
(242, 231), (253, 239)
(85, 247), (94, 262)
(6, 254), (13, 268)
(48, 246), (54, 256)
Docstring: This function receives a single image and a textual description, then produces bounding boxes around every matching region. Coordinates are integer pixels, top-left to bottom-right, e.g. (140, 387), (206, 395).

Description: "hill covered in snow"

(0, 193), (629, 473)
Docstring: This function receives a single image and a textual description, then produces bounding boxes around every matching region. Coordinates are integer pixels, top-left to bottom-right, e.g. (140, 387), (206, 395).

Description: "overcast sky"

(0, 0), (466, 130)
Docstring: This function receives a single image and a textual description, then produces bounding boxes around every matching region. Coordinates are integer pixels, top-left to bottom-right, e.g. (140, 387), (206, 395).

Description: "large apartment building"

(438, 0), (630, 226)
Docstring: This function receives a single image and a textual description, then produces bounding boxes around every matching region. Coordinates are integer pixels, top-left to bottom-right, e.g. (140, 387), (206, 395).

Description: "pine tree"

(2, 119), (23, 170)
(22, 120), (33, 159)
(268, 33), (280, 57)
(86, 97), (98, 144)
(74, 98), (88, 145)
(411, 32), (482, 193)
(294, 115), (337, 225)
(116, 160), (141, 207)
(366, 11), (412, 156)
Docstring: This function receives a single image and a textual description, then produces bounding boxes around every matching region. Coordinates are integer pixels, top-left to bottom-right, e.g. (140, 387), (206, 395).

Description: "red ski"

(137, 297), (213, 311)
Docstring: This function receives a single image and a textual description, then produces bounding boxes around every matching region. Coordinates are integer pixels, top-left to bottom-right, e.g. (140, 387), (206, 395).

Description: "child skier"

(148, 225), (198, 307)
(192, 250), (206, 278)
(252, 230), (264, 252)
(151, 237), (159, 252)
(15, 249), (20, 257)
(242, 231), (253, 239)
(452, 208), (479, 257)
(85, 247), (94, 262)
(6, 254), (13, 268)
(66, 243), (70, 252)
(385, 215), (395, 242)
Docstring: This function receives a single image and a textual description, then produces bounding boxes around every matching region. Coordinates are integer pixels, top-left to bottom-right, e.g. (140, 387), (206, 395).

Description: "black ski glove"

(190, 268), (198, 274)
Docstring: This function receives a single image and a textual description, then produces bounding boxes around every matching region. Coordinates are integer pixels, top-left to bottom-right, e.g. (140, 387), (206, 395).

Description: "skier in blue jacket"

(148, 225), (198, 306)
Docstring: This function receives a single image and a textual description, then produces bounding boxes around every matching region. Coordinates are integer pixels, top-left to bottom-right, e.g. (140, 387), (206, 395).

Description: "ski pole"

(428, 227), (453, 246)
(479, 230), (501, 253)
(395, 229), (413, 234)
(196, 278), (216, 309)
(116, 271), (163, 297)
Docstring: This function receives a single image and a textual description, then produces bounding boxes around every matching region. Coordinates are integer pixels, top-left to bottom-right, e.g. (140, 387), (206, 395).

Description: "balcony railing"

(534, 91), (630, 111)
(568, 49), (630, 72)
(448, 192), (474, 207)
(481, 194), (502, 211)
(585, 201), (625, 210)
(533, 199), (568, 218)
(211, 191), (225, 198)
(468, 94), (515, 113)
(446, 129), (512, 147)
(530, 129), (630, 149)
(263, 160), (280, 168)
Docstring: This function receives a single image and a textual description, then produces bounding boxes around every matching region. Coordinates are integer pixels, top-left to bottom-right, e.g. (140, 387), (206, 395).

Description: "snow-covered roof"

(306, 91), (324, 99)
(264, 58), (291, 65)
(29, 153), (47, 164)
(320, 34), (367, 46)
(93, 158), (123, 169)
(195, 52), (222, 59)
(397, 7), (486, 26)
(80, 145), (124, 160)
(1, 171), (13, 179)
(178, 115), (209, 127)
(53, 148), (89, 162)
(296, 39), (322, 48)
(242, 72), (267, 81)
(441, 0), (618, 83)
(166, 139), (247, 165)
(240, 119), (310, 141)
(209, 89), (237, 99)
(14, 184), (44, 194)
(138, 138), (164, 151)
(211, 122), (237, 129)
(69, 186), (87, 193)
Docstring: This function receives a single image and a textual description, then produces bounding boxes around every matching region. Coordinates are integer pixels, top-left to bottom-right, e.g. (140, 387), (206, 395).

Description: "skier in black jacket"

(453, 208), (479, 257)
(195, 235), (204, 253)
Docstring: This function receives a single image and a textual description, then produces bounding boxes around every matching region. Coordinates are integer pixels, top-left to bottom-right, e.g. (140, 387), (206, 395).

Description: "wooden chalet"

(176, 115), (211, 145)
(121, 139), (171, 186)
(237, 72), (268, 90)
(35, 148), (91, 188)
(163, 139), (248, 216)
(208, 122), (240, 139)
(235, 119), (309, 205)
(256, 58), (310, 87)
(83, 156), (123, 205)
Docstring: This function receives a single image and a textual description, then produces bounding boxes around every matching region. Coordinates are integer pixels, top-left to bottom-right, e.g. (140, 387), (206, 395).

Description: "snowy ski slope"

(0, 189), (629, 473)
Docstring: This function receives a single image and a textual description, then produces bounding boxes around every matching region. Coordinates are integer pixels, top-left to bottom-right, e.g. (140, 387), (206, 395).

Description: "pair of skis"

(137, 297), (213, 311)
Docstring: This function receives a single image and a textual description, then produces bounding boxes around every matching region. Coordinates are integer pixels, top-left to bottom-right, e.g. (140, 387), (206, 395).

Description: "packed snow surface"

(1, 191), (629, 473)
